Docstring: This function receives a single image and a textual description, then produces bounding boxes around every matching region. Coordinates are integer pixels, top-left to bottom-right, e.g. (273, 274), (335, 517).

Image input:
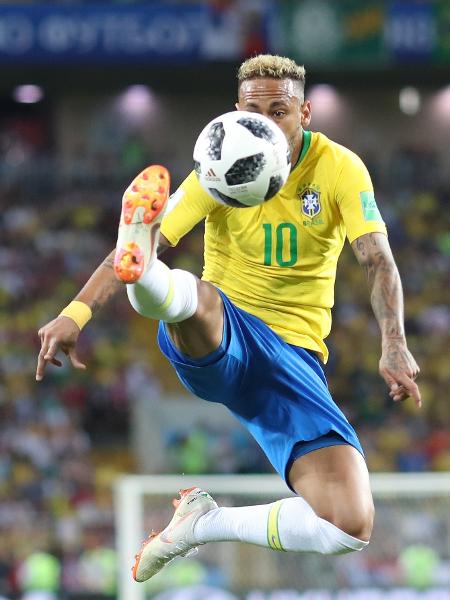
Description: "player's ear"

(235, 102), (240, 110)
(301, 100), (312, 128)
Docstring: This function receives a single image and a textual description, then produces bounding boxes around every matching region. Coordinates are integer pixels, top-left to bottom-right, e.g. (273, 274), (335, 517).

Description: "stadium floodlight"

(13, 84), (43, 104)
(430, 85), (450, 120)
(399, 87), (421, 115)
(116, 85), (155, 124)
(307, 84), (346, 128)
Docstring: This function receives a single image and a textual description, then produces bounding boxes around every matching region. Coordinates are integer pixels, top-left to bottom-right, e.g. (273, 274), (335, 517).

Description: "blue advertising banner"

(386, 0), (436, 61)
(0, 3), (272, 63)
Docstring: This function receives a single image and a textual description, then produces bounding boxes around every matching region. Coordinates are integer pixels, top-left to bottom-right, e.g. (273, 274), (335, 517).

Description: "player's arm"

(351, 232), (421, 407)
(76, 236), (171, 313)
(37, 171), (214, 381)
(36, 236), (171, 382)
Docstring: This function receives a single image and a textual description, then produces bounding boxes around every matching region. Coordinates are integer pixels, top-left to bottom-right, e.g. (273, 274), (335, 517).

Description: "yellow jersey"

(161, 130), (387, 362)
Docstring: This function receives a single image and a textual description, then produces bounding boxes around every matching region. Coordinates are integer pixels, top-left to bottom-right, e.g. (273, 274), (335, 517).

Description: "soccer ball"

(193, 111), (291, 208)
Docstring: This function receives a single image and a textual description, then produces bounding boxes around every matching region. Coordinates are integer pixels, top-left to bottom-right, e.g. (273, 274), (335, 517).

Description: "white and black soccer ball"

(193, 111), (291, 208)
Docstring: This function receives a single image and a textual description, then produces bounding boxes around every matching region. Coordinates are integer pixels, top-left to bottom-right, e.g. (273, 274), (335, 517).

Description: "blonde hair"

(238, 54), (306, 99)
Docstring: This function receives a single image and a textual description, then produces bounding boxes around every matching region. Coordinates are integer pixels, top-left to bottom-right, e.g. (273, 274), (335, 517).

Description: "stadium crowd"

(0, 99), (449, 598)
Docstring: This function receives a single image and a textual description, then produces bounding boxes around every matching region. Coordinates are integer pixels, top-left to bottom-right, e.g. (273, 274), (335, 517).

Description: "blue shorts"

(157, 290), (364, 488)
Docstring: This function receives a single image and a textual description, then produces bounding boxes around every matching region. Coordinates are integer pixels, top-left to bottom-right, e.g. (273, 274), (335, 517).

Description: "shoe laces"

(172, 486), (197, 509)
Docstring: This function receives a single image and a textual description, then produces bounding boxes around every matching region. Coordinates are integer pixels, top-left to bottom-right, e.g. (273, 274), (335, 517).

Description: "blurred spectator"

(76, 529), (117, 596)
(16, 551), (60, 600)
(399, 544), (440, 589)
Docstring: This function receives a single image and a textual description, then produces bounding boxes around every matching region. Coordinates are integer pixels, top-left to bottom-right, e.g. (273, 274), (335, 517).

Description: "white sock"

(126, 259), (198, 323)
(193, 497), (368, 555)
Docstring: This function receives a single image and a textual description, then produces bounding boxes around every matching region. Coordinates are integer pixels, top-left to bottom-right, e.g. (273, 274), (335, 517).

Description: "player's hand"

(36, 316), (86, 381)
(379, 338), (421, 408)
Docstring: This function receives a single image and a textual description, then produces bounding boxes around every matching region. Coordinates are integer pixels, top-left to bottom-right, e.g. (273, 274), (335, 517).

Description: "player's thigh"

(166, 280), (224, 358)
(289, 445), (374, 540)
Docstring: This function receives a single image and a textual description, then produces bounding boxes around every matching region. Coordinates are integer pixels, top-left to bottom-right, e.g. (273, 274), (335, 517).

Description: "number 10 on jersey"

(263, 223), (298, 267)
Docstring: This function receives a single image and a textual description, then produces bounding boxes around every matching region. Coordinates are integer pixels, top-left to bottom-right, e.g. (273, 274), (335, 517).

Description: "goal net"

(114, 473), (450, 600)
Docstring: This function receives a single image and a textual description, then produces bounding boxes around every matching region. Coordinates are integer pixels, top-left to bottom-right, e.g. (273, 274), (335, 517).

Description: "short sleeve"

(335, 150), (387, 243)
(161, 170), (218, 246)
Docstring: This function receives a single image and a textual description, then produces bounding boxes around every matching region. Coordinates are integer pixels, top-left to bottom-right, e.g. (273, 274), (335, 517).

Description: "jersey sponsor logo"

(299, 187), (321, 218)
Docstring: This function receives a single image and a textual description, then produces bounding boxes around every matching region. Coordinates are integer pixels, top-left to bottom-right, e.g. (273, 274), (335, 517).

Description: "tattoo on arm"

(101, 254), (115, 270)
(76, 238), (171, 316)
(75, 250), (122, 314)
(352, 233), (405, 340)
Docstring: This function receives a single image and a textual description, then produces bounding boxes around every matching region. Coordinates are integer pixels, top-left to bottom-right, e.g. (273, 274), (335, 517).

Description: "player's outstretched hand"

(379, 338), (421, 408)
(36, 316), (86, 382)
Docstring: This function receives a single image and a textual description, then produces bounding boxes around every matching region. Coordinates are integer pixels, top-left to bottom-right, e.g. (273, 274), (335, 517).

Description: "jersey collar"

(292, 129), (312, 172)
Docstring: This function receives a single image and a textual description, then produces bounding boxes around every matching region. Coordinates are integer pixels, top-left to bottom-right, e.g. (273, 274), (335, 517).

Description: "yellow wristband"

(59, 301), (92, 330)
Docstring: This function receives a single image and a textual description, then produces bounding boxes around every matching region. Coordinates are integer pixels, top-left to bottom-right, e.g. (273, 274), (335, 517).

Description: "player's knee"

(331, 500), (374, 542)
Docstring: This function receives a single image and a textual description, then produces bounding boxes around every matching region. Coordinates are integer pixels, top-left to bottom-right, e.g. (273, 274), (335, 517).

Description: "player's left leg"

(288, 444), (374, 542)
(132, 448), (372, 583)
(190, 443), (373, 554)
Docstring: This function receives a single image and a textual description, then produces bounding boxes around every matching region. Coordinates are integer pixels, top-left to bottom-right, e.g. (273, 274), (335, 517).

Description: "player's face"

(236, 77), (311, 166)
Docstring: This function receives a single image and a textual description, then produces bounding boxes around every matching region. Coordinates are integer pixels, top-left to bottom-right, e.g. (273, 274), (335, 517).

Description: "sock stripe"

(267, 501), (285, 552)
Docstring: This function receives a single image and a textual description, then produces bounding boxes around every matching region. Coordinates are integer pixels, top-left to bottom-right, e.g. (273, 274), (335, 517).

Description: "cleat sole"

(114, 165), (170, 284)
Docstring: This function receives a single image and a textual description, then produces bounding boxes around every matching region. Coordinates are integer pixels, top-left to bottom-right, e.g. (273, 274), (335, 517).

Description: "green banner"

(279, 0), (449, 67)
(436, 0), (450, 61)
(279, 0), (387, 67)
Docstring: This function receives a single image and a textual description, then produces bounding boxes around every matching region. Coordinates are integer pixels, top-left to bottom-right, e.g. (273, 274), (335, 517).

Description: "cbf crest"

(299, 187), (321, 218)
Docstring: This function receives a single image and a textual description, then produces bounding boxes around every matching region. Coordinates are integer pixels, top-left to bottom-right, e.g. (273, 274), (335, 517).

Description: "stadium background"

(0, 0), (449, 598)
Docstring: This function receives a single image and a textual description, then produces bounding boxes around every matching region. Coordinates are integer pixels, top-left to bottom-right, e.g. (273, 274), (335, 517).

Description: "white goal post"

(114, 473), (450, 600)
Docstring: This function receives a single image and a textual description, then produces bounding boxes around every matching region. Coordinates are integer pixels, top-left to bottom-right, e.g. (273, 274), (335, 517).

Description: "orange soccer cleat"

(114, 165), (170, 284)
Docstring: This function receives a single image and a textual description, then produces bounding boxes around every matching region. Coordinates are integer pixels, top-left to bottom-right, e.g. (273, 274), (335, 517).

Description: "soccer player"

(36, 55), (421, 582)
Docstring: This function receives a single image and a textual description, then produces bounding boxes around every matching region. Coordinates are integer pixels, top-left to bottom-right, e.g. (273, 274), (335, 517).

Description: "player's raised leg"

(132, 448), (373, 583)
(114, 165), (223, 358)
